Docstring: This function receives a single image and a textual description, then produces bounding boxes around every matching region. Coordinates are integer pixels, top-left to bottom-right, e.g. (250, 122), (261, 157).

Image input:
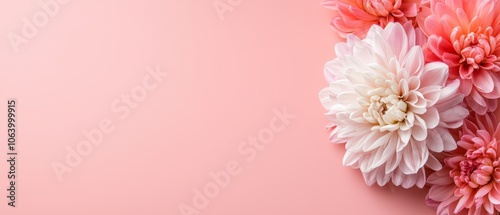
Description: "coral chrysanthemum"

(419, 0), (500, 115)
(426, 112), (500, 215)
(322, 0), (429, 38)
(319, 22), (468, 188)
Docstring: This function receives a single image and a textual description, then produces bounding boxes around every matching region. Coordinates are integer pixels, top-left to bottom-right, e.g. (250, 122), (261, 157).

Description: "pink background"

(0, 0), (435, 214)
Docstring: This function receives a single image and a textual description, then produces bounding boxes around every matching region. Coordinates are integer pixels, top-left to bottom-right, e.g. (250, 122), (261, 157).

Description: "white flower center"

(369, 95), (407, 125)
(362, 79), (407, 126)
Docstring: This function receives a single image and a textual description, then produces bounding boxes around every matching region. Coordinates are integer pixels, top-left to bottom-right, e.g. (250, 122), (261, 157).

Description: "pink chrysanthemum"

(426, 112), (500, 215)
(319, 22), (468, 188)
(322, 0), (430, 38)
(419, 0), (500, 115)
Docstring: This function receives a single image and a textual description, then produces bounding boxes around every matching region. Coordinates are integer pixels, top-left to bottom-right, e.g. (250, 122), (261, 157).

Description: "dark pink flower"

(426, 112), (500, 214)
(322, 0), (429, 38)
(419, 0), (500, 114)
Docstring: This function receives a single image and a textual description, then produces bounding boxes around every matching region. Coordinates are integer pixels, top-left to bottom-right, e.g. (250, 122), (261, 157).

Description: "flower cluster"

(320, 0), (500, 214)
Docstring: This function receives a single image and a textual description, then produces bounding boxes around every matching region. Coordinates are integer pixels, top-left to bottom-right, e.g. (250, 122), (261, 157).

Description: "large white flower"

(319, 22), (469, 188)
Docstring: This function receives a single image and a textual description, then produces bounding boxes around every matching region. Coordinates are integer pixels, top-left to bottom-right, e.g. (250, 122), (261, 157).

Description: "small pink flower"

(322, 0), (430, 38)
(319, 22), (468, 188)
(426, 112), (500, 215)
(419, 0), (500, 114)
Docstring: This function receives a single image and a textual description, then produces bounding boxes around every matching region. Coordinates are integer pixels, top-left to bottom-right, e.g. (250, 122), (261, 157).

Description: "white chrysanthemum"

(319, 22), (469, 188)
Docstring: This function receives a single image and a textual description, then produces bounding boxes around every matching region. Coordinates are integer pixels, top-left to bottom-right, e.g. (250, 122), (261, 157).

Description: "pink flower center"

(451, 27), (499, 79)
(457, 158), (493, 188)
(451, 134), (498, 189)
(363, 0), (402, 18)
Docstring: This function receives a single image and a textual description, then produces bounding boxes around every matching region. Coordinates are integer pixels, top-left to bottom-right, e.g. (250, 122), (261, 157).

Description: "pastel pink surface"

(0, 0), (434, 214)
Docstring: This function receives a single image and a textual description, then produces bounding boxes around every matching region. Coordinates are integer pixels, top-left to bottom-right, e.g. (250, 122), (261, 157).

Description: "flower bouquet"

(319, 0), (500, 214)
